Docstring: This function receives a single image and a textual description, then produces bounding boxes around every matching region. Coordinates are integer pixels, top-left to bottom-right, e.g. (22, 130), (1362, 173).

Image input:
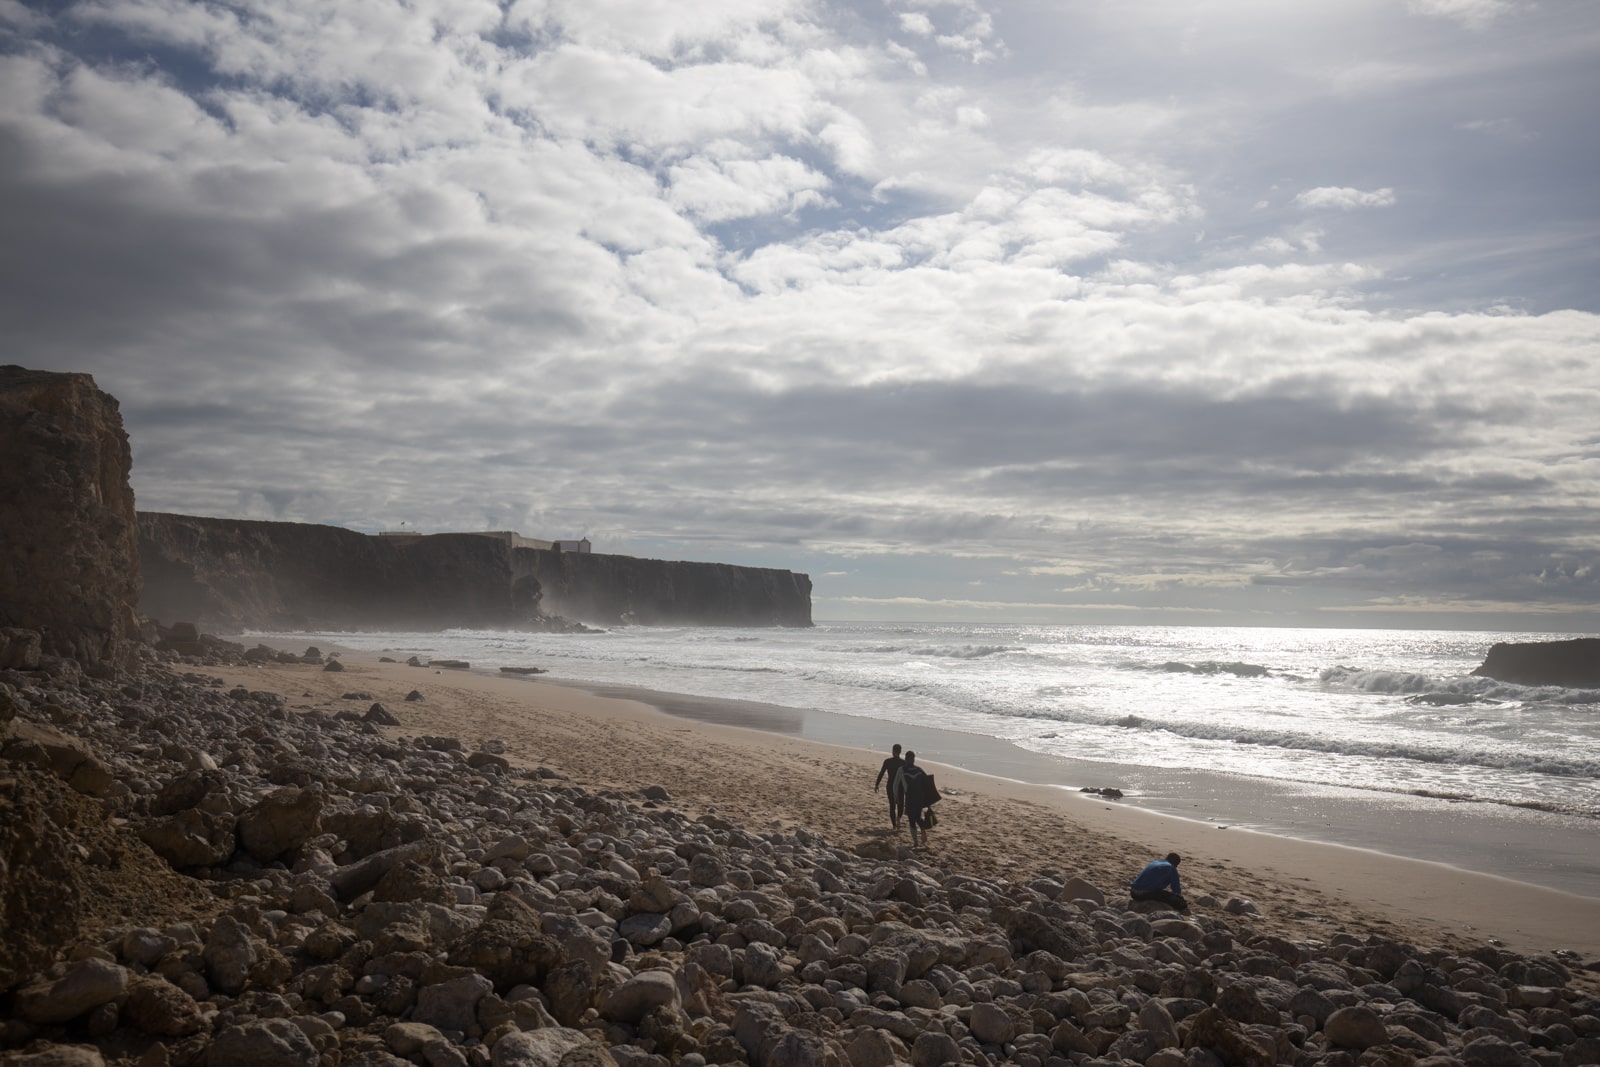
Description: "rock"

(323, 659), (345, 672)
(15, 959), (130, 1024)
(414, 973), (493, 1033)
(206, 1018), (319, 1067)
(1, 721), (119, 798)
(619, 912), (672, 946)
(970, 1001), (1016, 1044)
(386, 1021), (447, 1055)
(236, 786), (324, 862)
(732, 941), (779, 988)
(1217, 982), (1279, 1026)
(910, 1031), (962, 1067)
(1461, 1034), (1531, 1066)
(203, 914), (257, 996)
(5, 1046), (107, 1066)
(994, 904), (1095, 958)
(1051, 1020), (1096, 1055)
(1326, 1005), (1389, 1049)
(543, 959), (599, 1027)
(766, 1030), (827, 1067)
(0, 627), (42, 670)
(1139, 996), (1182, 1047)
(365, 702), (401, 725)
(406, 689), (425, 701)
(1059, 876), (1105, 905)
(1472, 638), (1600, 687)
(1151, 917), (1206, 942)
(602, 971), (681, 1024)
(327, 840), (437, 900)
(447, 897), (562, 991)
(468, 750), (511, 773)
(1185, 1007), (1273, 1067)
(845, 1027), (898, 1067)
(1108, 1029), (1173, 1062)
(123, 975), (205, 1036)
(139, 807), (237, 867)
(492, 1027), (619, 1067)
(543, 914), (613, 973)
(373, 860), (455, 906)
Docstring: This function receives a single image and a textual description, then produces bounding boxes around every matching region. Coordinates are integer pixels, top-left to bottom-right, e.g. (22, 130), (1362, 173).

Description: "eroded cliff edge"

(138, 513), (812, 631)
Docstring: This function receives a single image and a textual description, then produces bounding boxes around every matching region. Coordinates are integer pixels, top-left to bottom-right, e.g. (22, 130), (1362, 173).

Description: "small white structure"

(553, 538), (591, 553)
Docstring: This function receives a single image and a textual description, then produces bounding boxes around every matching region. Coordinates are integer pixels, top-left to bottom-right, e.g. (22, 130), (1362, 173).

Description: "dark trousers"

(1130, 888), (1188, 912)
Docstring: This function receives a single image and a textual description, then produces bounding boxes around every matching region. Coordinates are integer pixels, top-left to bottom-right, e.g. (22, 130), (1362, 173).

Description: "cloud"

(1406, 0), (1519, 31)
(667, 151), (833, 222)
(1293, 187), (1398, 211)
(898, 12), (934, 36)
(2, 0), (1598, 628)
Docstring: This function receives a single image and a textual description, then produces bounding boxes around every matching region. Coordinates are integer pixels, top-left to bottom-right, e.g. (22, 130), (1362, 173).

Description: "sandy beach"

(211, 649), (1600, 969)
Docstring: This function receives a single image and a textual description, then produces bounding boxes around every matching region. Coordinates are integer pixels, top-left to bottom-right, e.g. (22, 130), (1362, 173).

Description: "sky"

(3, 0), (1598, 630)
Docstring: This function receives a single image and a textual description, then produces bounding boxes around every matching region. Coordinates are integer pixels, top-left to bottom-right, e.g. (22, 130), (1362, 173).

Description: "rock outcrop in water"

(139, 514), (812, 632)
(0, 366), (142, 671)
(1472, 638), (1600, 688)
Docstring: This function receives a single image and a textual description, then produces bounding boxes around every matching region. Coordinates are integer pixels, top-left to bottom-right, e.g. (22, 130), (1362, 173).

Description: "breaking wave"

(850, 644), (1023, 660)
(1156, 660), (1270, 677)
(1322, 666), (1600, 706)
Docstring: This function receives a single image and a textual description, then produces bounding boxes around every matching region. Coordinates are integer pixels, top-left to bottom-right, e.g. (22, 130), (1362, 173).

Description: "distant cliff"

(138, 513), (812, 631)
(1472, 638), (1600, 688)
(0, 366), (141, 669)
(528, 549), (813, 628)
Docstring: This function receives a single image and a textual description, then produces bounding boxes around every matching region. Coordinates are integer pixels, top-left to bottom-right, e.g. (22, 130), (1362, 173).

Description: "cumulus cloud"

(1294, 187), (1398, 210)
(3, 0), (1598, 627)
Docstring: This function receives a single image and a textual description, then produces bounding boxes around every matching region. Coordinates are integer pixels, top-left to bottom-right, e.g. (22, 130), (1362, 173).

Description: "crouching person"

(1130, 852), (1188, 912)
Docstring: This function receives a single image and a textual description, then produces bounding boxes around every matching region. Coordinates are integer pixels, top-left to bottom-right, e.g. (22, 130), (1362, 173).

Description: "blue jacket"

(1131, 859), (1182, 895)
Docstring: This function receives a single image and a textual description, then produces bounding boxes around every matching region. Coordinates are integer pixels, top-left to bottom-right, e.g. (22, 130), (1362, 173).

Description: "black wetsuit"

(875, 754), (905, 827)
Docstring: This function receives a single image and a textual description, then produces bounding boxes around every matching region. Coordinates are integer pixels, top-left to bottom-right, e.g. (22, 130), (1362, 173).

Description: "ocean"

(255, 622), (1600, 896)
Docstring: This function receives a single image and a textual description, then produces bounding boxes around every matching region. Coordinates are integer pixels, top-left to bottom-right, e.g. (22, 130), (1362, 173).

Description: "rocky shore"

(4, 638), (1598, 1067)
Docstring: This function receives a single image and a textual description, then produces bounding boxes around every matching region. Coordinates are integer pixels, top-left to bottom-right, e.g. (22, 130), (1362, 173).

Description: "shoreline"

(217, 648), (1600, 961)
(550, 676), (1600, 901)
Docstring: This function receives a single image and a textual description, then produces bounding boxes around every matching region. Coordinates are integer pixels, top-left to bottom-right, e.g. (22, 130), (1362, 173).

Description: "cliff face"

(526, 548), (812, 627)
(138, 514), (812, 631)
(139, 514), (529, 631)
(0, 366), (141, 668)
(1472, 638), (1600, 688)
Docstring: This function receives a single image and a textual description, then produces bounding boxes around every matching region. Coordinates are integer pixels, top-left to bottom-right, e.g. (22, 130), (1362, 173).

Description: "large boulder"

(14, 958), (130, 1024)
(492, 1027), (618, 1067)
(448, 892), (564, 991)
(236, 786), (324, 863)
(0, 366), (141, 669)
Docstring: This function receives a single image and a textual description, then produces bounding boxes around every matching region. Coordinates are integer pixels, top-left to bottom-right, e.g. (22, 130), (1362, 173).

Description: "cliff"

(1471, 637), (1600, 688)
(138, 515), (542, 631)
(138, 514), (812, 631)
(527, 547), (812, 628)
(0, 366), (141, 669)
